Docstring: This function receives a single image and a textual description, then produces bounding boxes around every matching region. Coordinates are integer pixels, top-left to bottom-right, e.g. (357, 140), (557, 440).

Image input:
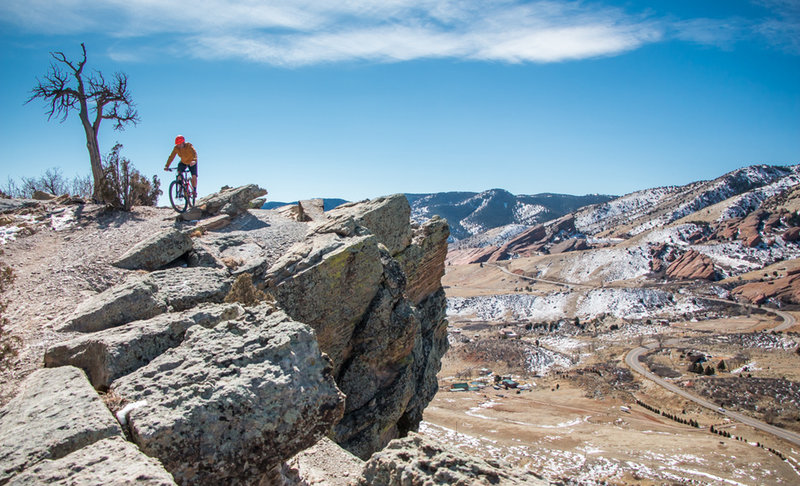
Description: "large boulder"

(0, 367), (123, 484)
(356, 433), (547, 486)
(112, 306), (345, 486)
(264, 233), (384, 375)
(45, 304), (243, 390)
(318, 194), (412, 256)
(549, 237), (589, 255)
(665, 250), (717, 281)
(7, 437), (176, 486)
(59, 267), (232, 333)
(113, 229), (193, 271)
(197, 184), (267, 217)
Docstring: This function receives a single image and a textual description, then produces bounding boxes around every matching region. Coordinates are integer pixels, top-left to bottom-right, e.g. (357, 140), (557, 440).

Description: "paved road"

(626, 342), (800, 447)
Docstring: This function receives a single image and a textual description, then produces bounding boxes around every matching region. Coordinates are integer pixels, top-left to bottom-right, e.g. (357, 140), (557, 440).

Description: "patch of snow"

(447, 293), (569, 321)
(50, 207), (77, 231)
(513, 202), (547, 224)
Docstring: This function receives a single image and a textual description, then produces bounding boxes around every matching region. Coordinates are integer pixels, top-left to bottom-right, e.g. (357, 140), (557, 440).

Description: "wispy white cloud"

(0, 0), (796, 66)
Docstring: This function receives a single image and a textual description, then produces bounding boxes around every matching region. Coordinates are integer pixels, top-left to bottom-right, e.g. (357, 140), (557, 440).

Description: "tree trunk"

(77, 101), (103, 202)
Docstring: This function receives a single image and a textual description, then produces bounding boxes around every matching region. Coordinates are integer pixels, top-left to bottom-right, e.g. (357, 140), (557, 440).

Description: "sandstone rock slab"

(666, 249), (717, 281)
(396, 216), (449, 305)
(7, 437), (176, 486)
(550, 237), (589, 254)
(45, 304), (243, 389)
(112, 307), (345, 486)
(113, 229), (193, 271)
(197, 184), (267, 217)
(0, 367), (123, 484)
(59, 267), (232, 333)
(266, 234), (383, 375)
(319, 194), (412, 256)
(357, 433), (547, 486)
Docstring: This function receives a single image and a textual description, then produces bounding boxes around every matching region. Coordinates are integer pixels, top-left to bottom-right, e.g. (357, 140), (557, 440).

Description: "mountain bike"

(166, 168), (196, 213)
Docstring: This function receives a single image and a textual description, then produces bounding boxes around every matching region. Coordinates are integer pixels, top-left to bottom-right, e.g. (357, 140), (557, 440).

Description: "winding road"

(491, 262), (800, 446)
(625, 343), (800, 446)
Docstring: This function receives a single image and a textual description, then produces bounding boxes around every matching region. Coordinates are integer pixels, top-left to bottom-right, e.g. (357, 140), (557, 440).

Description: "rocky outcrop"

(25, 191), (449, 484)
(550, 237), (589, 254)
(396, 216), (449, 305)
(45, 304), (243, 389)
(113, 229), (193, 271)
(31, 191), (57, 201)
(666, 250), (717, 281)
(265, 233), (384, 374)
(731, 270), (800, 305)
(784, 227), (800, 242)
(318, 195), (412, 256)
(264, 194), (450, 459)
(357, 433), (547, 486)
(448, 214), (582, 264)
(0, 367), (128, 485)
(197, 184), (267, 217)
(59, 267), (232, 333)
(112, 306), (345, 486)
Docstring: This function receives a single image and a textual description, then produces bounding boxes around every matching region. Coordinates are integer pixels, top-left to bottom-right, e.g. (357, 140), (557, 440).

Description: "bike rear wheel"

(169, 179), (189, 213)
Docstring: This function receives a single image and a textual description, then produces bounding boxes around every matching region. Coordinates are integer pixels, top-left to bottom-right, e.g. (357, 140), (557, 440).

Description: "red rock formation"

(445, 247), (497, 266)
(738, 209), (768, 246)
(731, 273), (800, 305)
(783, 227), (800, 242)
(550, 238), (589, 254)
(665, 250), (716, 280)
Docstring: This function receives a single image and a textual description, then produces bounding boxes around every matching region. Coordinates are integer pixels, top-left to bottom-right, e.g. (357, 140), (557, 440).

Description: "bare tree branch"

(26, 42), (138, 201)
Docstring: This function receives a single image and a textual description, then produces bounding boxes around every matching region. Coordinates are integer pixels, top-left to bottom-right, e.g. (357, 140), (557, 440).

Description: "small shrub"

(224, 273), (275, 307)
(98, 143), (161, 211)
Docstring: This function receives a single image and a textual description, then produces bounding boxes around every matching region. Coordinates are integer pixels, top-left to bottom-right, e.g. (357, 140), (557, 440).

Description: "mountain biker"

(164, 135), (198, 196)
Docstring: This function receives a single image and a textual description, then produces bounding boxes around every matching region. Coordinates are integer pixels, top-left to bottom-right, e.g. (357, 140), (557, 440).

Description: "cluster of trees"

(7, 43), (161, 211)
(2, 168), (92, 200)
(636, 399), (700, 428)
(689, 360), (721, 375)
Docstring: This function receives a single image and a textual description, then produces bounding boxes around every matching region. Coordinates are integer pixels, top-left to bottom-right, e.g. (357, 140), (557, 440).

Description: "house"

(450, 383), (469, 392)
(500, 328), (519, 339)
(501, 378), (518, 389)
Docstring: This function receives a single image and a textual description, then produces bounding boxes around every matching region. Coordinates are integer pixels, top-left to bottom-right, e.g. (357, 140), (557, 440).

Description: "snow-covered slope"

(574, 164), (800, 237)
(407, 190), (614, 240)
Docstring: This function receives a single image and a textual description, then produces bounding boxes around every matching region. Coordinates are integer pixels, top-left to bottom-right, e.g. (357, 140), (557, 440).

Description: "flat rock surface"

(45, 304), (243, 389)
(113, 229), (193, 271)
(0, 367), (123, 484)
(357, 433), (548, 486)
(112, 307), (345, 485)
(7, 437), (176, 486)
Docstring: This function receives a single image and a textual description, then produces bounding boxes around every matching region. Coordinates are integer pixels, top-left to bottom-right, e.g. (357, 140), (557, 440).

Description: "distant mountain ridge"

(446, 163), (800, 266)
(573, 164), (800, 237)
(407, 189), (615, 240)
(262, 198), (349, 211)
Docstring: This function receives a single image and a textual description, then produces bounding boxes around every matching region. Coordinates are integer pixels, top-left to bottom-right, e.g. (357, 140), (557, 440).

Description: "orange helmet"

(175, 135), (185, 145)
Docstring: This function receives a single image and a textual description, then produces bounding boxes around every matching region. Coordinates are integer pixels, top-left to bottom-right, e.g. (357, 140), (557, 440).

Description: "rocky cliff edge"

(1, 190), (451, 485)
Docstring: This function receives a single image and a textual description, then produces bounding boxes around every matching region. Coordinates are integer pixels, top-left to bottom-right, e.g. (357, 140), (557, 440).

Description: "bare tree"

(38, 168), (69, 195)
(27, 43), (139, 202)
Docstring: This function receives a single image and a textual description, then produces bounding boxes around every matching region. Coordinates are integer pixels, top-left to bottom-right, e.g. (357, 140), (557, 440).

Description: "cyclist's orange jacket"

(167, 143), (197, 166)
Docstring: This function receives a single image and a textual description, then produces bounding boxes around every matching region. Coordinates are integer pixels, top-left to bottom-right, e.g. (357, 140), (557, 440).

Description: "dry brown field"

(427, 262), (800, 484)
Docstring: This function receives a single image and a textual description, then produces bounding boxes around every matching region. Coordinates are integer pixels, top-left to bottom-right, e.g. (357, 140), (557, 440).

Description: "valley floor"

(424, 263), (800, 485)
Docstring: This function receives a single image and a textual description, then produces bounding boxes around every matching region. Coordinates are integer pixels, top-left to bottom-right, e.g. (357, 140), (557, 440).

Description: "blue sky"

(1, 1), (798, 203)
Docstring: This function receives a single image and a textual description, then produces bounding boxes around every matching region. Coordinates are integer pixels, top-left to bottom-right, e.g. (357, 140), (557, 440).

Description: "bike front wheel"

(169, 180), (189, 213)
